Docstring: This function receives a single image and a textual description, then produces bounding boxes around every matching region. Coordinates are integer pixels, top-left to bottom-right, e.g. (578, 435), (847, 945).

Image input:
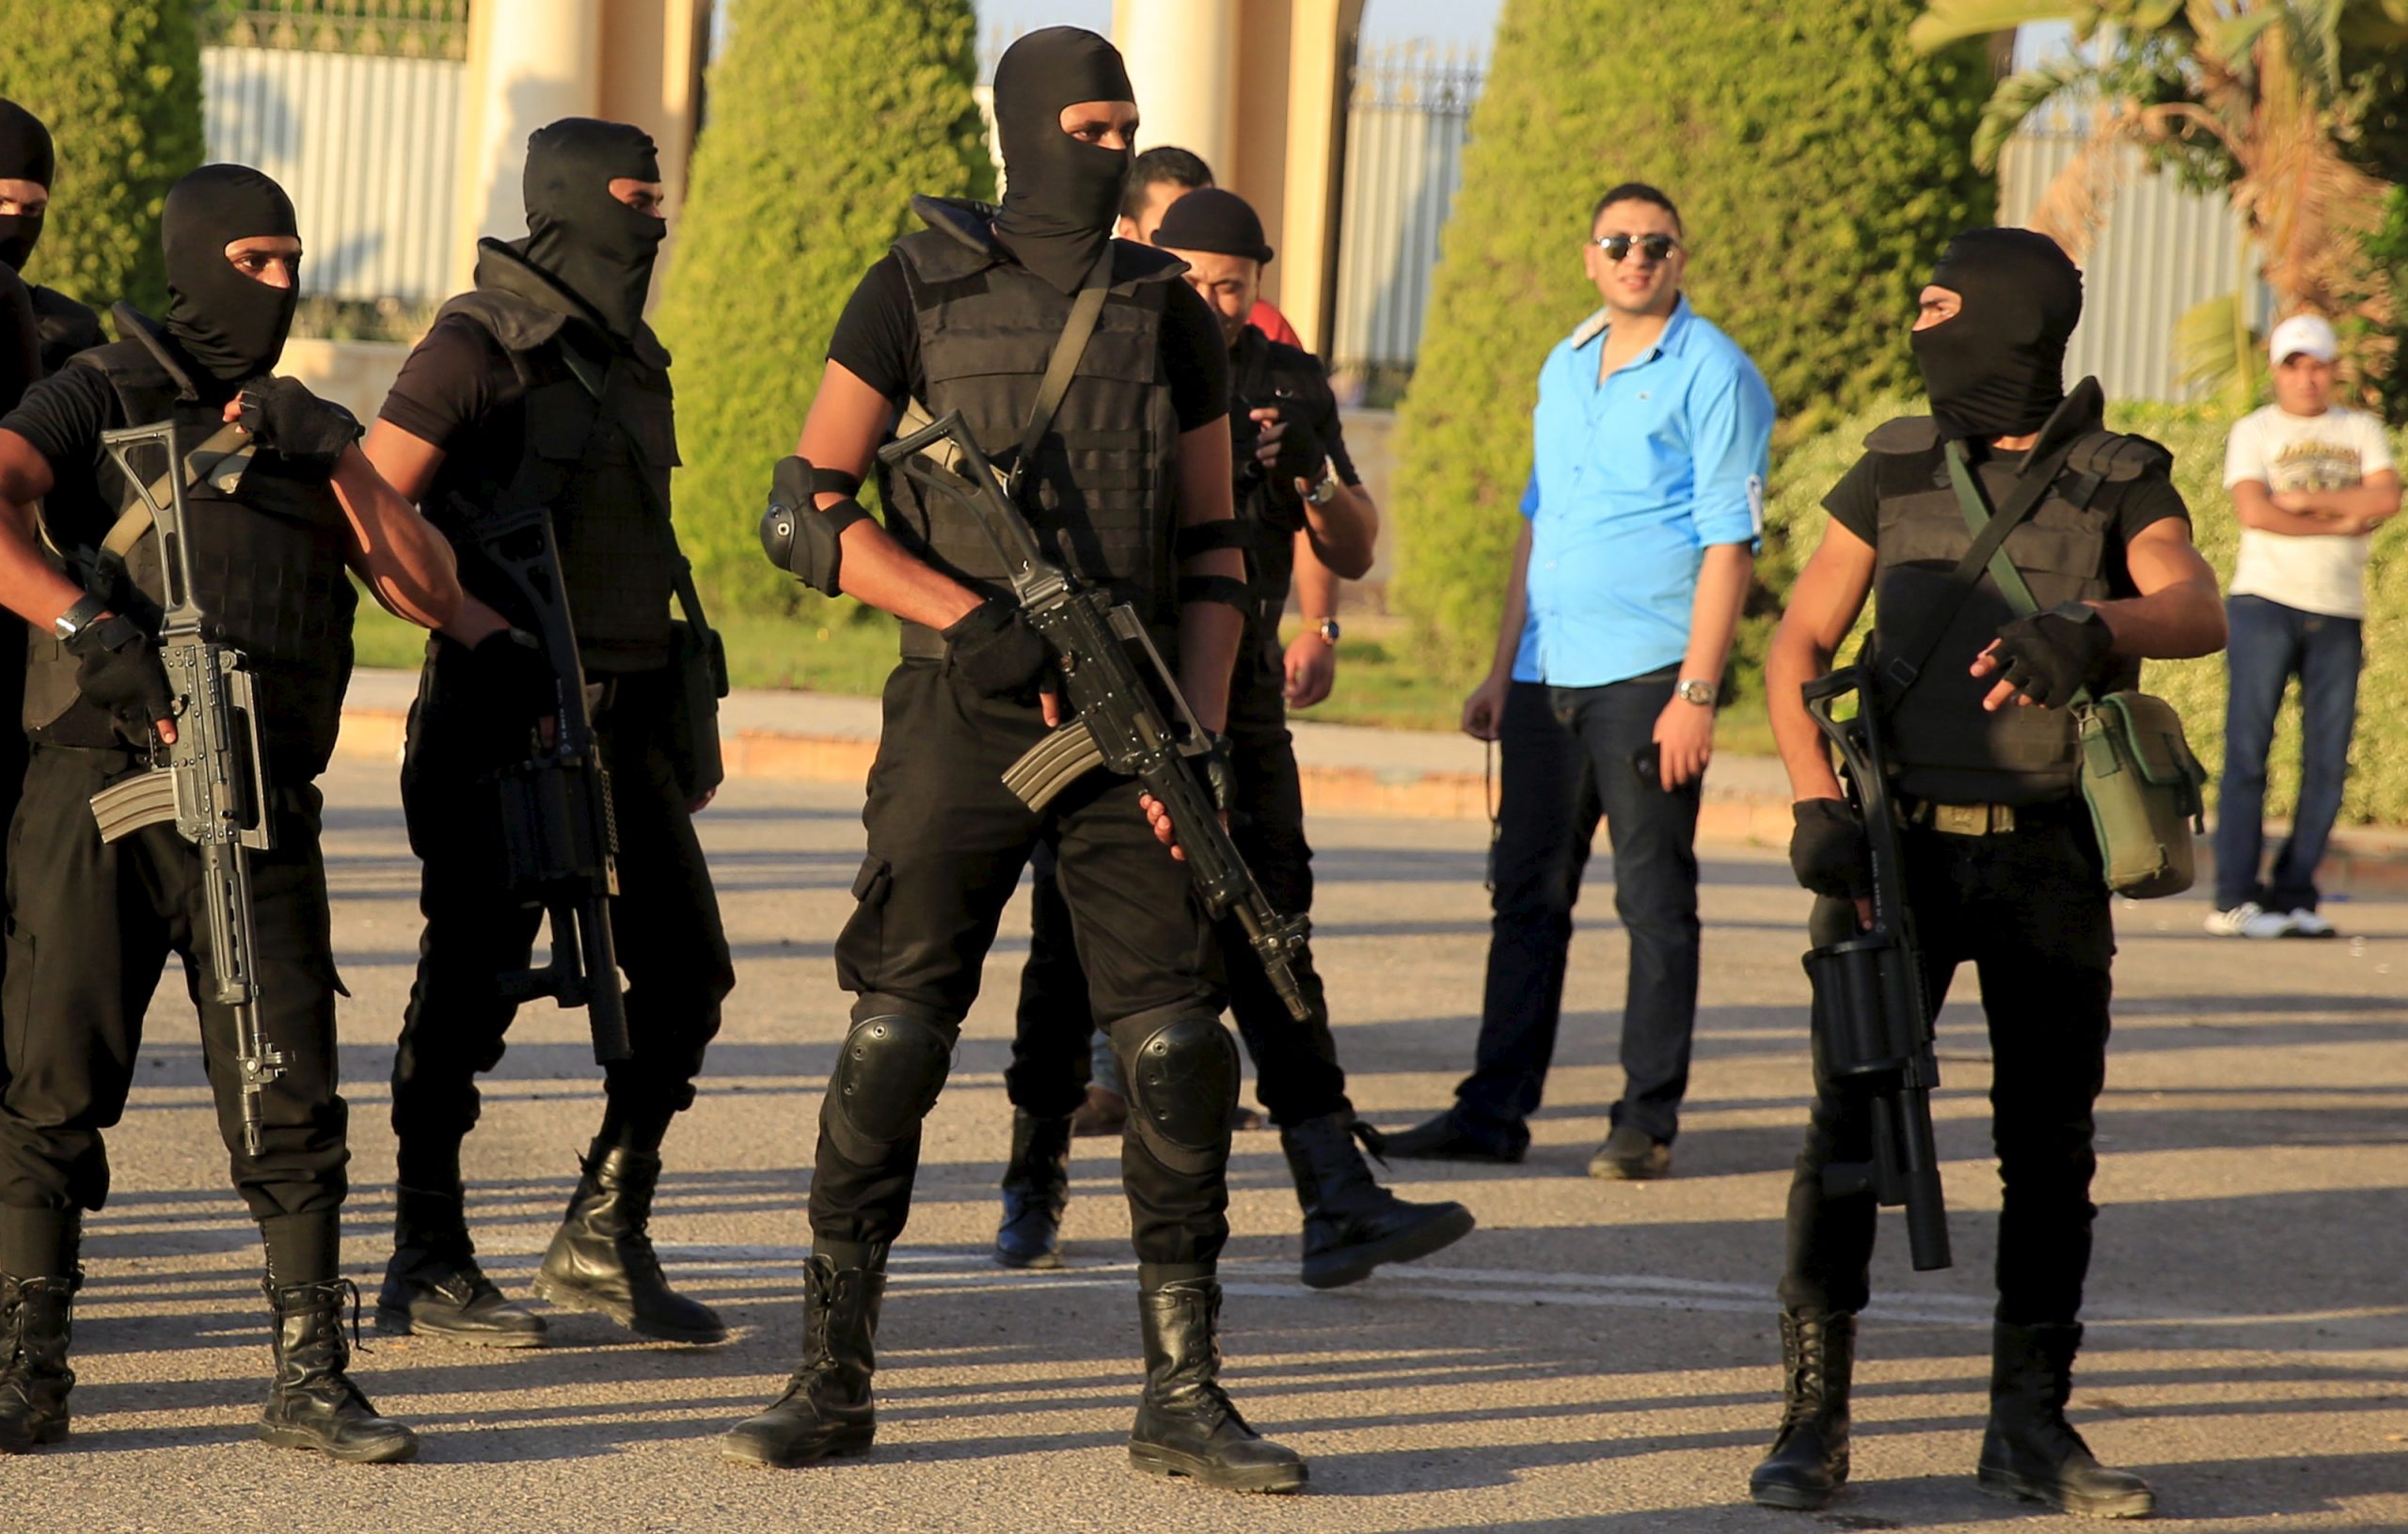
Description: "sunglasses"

(1593, 233), (1681, 263)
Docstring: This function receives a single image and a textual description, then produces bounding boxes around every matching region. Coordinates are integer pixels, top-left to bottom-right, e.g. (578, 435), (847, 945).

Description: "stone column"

(452, 0), (602, 291)
(1112, 0), (1240, 185)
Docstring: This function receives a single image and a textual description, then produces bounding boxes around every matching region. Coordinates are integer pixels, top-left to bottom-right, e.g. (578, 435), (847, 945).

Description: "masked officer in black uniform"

(362, 119), (733, 1351)
(1751, 229), (2225, 1519)
(0, 100), (106, 376)
(720, 28), (1303, 1494)
(0, 164), (472, 1462)
(990, 188), (1474, 1289)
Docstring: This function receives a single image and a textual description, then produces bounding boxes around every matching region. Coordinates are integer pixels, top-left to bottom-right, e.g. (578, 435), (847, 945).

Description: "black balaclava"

(521, 118), (665, 340)
(1909, 228), (2083, 441)
(162, 165), (301, 389)
(990, 26), (1135, 293)
(0, 99), (55, 272)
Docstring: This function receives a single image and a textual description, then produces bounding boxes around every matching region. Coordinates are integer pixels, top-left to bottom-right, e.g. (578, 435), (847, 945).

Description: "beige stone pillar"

(1276, 0), (1364, 355)
(1113, 0), (1241, 187)
(453, 0), (602, 291)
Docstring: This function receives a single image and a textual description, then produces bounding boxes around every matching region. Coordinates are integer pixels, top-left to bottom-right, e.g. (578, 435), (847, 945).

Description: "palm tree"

(1909, 1), (2408, 401)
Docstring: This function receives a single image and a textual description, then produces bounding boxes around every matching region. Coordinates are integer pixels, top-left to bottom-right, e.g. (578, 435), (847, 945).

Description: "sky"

(974, 0), (1504, 53)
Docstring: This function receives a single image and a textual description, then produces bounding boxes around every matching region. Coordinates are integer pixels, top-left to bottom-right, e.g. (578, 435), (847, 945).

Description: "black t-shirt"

(1223, 329), (1363, 742)
(375, 310), (533, 512)
(2, 360), (118, 473)
(826, 250), (1230, 430)
(1821, 435), (2190, 599)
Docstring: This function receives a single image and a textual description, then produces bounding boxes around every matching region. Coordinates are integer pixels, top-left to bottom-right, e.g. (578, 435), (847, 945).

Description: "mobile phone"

(1629, 742), (1661, 785)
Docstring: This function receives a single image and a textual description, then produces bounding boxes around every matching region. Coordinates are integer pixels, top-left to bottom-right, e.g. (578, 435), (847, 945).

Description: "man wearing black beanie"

(1751, 229), (2226, 1518)
(989, 184), (1474, 1293)
(0, 99), (105, 375)
(722, 26), (1303, 1494)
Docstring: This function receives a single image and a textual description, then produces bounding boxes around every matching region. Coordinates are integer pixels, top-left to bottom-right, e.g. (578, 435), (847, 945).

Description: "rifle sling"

(91, 421), (255, 574)
(1004, 245), (1114, 504)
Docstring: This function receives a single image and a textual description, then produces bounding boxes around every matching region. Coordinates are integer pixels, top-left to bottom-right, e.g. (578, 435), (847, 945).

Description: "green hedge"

(1757, 399), (2408, 826)
(655, 0), (990, 619)
(0, 1), (202, 318)
(1386, 0), (1994, 680)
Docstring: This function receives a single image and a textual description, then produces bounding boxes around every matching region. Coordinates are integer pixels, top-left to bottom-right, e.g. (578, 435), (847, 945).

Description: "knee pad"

(827, 1011), (955, 1149)
(1121, 1008), (1239, 1174)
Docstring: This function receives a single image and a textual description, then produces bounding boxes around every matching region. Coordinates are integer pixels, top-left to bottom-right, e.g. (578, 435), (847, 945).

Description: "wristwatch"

(1310, 617), (1340, 646)
(1674, 678), (1718, 707)
(1305, 469), (1341, 506)
(52, 593), (106, 644)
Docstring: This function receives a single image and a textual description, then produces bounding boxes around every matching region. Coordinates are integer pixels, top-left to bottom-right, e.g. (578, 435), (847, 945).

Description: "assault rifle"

(1800, 666), (1952, 1271)
(463, 492), (631, 1065)
(86, 422), (284, 1154)
(878, 408), (1312, 1020)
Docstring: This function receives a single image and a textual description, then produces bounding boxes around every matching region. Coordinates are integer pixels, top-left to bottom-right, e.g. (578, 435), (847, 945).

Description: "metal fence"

(202, 0), (468, 59)
(201, 31), (465, 308)
(1999, 111), (2265, 402)
(1329, 43), (1481, 382)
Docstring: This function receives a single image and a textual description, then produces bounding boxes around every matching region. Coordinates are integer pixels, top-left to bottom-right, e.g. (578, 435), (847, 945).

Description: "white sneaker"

(2240, 908), (2302, 939)
(2203, 901), (2266, 936)
(2285, 909), (2337, 939)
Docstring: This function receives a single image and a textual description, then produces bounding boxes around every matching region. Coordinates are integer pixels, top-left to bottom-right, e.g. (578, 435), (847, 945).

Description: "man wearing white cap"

(2206, 314), (2400, 938)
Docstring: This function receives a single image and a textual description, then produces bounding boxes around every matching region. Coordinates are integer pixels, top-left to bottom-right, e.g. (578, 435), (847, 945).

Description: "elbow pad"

(761, 454), (870, 598)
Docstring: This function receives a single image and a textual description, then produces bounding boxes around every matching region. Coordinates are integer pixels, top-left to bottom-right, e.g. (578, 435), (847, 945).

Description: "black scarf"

(990, 27), (1133, 294)
(1910, 228), (2083, 441)
(519, 118), (664, 342)
(162, 165), (301, 390)
(0, 99), (55, 273)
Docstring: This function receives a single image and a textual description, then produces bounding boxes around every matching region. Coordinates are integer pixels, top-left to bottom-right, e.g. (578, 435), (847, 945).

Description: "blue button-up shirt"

(1513, 298), (1775, 688)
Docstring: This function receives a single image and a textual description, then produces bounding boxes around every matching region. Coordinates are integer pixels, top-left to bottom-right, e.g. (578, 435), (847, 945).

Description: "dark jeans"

(391, 657), (733, 1189)
(1781, 813), (2112, 1324)
(1006, 724), (1350, 1129)
(0, 746), (349, 1220)
(2212, 594), (2363, 912)
(809, 662), (1228, 1269)
(1452, 674), (1702, 1148)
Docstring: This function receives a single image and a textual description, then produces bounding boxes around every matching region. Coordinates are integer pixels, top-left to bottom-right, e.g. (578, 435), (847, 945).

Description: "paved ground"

(15, 757), (2408, 1532)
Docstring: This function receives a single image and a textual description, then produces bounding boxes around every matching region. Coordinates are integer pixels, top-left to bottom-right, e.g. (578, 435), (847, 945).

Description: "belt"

(899, 621), (946, 661)
(1903, 797), (2082, 837)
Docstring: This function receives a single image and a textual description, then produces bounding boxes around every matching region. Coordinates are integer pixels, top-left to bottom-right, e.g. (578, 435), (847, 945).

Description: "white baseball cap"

(2268, 313), (2338, 365)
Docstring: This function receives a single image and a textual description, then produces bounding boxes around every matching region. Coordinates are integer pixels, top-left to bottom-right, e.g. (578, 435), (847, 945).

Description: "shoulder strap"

(1875, 434), (2080, 696)
(90, 419), (255, 578)
(1005, 245), (1115, 503)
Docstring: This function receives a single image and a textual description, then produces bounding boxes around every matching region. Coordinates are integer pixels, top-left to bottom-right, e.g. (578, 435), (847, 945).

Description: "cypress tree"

(656, 0), (991, 616)
(1388, 0), (1994, 675)
(0, 0), (204, 318)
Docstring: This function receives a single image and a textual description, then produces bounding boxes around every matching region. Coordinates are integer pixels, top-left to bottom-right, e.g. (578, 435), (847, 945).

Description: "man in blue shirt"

(1386, 182), (1773, 1177)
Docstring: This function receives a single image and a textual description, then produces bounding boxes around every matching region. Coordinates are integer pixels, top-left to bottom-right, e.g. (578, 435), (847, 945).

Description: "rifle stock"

(1800, 666), (1952, 1272)
(878, 409), (1312, 1020)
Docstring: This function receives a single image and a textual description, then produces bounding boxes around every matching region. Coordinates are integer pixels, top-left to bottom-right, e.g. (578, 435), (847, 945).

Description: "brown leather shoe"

(1069, 1085), (1129, 1138)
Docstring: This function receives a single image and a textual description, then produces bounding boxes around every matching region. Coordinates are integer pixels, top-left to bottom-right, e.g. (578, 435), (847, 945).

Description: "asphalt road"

(14, 757), (2407, 1532)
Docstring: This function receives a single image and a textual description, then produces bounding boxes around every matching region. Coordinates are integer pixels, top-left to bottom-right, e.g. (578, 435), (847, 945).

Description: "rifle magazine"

(87, 770), (182, 844)
(1002, 718), (1106, 811)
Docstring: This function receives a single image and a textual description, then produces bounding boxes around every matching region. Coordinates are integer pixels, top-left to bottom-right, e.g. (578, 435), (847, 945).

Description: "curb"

(329, 707), (2408, 900)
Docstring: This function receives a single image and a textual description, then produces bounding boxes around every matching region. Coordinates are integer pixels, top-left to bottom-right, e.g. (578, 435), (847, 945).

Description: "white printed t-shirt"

(2223, 403), (2395, 619)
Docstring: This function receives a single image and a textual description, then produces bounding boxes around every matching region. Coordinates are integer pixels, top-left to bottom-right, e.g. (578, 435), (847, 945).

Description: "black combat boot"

(258, 1279), (420, 1463)
(995, 1109), (1074, 1270)
(720, 1246), (885, 1468)
(0, 1209), (79, 1454)
(534, 1140), (727, 1343)
(1977, 1321), (2153, 1519)
(1749, 1309), (1855, 1510)
(1279, 1114), (1475, 1289)
(376, 1185), (547, 1348)
(1129, 1275), (1307, 1494)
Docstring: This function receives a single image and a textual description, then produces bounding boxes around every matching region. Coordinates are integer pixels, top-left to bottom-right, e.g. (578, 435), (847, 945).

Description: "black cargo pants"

(0, 745), (349, 1220)
(390, 651), (732, 1183)
(1781, 806), (2114, 1325)
(809, 660), (1229, 1269)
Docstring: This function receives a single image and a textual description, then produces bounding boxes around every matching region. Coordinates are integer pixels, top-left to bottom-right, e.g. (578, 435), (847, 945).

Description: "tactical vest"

(882, 198), (1186, 651)
(24, 312), (356, 780)
(1861, 410), (2167, 805)
(435, 273), (679, 673)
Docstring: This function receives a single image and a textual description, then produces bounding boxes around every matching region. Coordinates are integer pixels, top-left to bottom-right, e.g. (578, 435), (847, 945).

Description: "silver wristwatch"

(1674, 678), (1718, 707)
(1305, 469), (1341, 506)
